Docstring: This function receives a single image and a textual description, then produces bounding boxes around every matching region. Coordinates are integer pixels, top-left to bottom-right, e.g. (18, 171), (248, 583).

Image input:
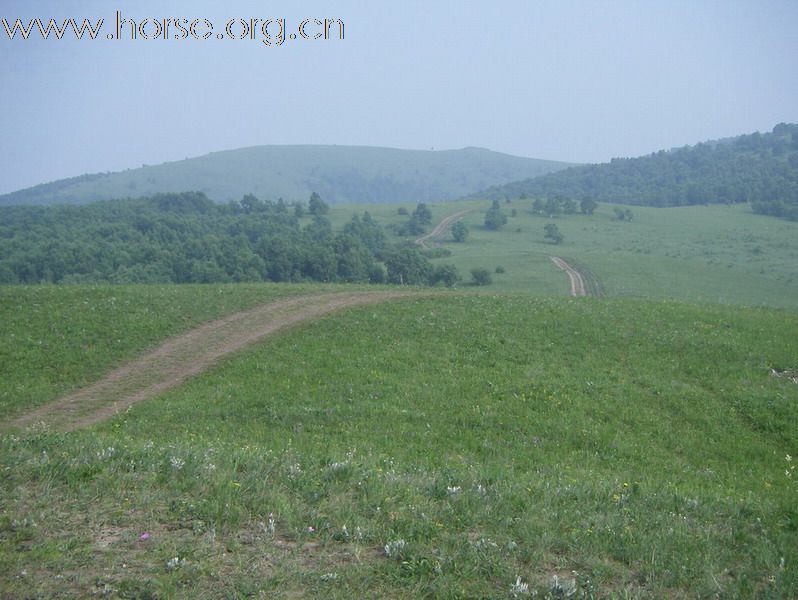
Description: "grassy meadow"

(2, 200), (798, 597)
(0, 283), (356, 420)
(2, 289), (797, 598)
(330, 200), (798, 308)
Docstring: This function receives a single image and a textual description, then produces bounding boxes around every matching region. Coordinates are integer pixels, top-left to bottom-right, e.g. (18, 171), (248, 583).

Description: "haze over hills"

(471, 123), (798, 220)
(0, 145), (571, 207)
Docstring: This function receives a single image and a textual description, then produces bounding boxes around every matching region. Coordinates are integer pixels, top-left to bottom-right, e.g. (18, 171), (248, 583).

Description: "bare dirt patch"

(7, 291), (419, 432)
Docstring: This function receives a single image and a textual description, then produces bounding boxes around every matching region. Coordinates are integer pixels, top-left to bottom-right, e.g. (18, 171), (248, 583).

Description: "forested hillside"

(0, 145), (570, 207)
(0, 192), (458, 286)
(474, 123), (798, 219)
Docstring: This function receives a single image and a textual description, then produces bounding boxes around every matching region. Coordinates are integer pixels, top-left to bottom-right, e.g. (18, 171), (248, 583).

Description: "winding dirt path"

(550, 256), (588, 297)
(415, 209), (474, 248)
(7, 291), (419, 432)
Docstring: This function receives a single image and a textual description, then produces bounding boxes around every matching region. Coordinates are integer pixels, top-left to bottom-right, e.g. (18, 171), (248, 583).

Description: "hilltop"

(472, 123), (798, 219)
(0, 145), (571, 207)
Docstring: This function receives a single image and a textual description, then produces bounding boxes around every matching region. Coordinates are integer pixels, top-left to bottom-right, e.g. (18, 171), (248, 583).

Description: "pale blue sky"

(1, 0), (797, 194)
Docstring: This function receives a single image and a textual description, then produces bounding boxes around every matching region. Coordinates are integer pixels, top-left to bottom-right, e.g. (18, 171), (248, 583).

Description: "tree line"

(473, 123), (798, 220)
(0, 192), (461, 286)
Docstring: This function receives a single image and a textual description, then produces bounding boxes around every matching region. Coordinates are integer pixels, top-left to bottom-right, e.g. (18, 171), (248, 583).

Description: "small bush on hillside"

(470, 268), (492, 286)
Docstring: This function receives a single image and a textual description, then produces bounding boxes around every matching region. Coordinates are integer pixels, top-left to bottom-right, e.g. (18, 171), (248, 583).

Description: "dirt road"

(550, 256), (588, 297)
(7, 291), (419, 432)
(415, 209), (474, 248)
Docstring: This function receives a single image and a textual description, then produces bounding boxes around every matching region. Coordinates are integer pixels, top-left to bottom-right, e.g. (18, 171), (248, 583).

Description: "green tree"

(470, 267), (492, 286)
(544, 197), (561, 217)
(613, 207), (634, 221)
(580, 197), (598, 215)
(304, 215), (332, 242)
(562, 198), (578, 214)
(432, 264), (461, 287)
(451, 221), (469, 242)
(412, 203), (432, 225)
(308, 192), (329, 216)
(333, 234), (371, 282)
(544, 223), (563, 244)
(484, 200), (507, 230)
(344, 212), (386, 255)
(384, 246), (434, 285)
(301, 244), (337, 282)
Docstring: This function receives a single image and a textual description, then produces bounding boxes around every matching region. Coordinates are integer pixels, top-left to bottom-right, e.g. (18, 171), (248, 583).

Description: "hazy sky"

(1, 0), (797, 194)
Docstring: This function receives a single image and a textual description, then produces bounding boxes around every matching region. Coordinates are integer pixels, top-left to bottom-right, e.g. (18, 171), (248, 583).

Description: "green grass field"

(0, 283), (362, 420)
(2, 202), (798, 597)
(328, 200), (798, 308)
(1, 287), (797, 598)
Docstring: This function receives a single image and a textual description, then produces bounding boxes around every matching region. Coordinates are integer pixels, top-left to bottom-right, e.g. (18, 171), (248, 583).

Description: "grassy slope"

(0, 283), (350, 420)
(1, 291), (797, 598)
(334, 200), (798, 308)
(0, 146), (571, 206)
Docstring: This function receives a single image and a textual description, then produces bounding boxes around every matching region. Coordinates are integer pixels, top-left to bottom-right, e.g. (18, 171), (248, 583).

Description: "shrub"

(470, 268), (492, 286)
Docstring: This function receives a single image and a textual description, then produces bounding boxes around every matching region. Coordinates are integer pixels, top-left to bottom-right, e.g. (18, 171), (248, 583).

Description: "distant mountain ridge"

(0, 145), (572, 207)
(469, 124), (798, 220)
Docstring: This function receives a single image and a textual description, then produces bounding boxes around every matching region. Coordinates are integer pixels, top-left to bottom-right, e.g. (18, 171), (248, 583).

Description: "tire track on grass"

(6, 291), (419, 432)
(550, 256), (589, 297)
(415, 209), (474, 249)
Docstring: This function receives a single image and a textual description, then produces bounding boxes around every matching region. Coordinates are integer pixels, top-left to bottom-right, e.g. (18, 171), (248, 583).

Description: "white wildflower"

(550, 574), (577, 597)
(165, 556), (187, 571)
(96, 446), (116, 460)
(473, 537), (498, 552)
(511, 576), (530, 597)
(288, 462), (302, 479)
(384, 539), (406, 558)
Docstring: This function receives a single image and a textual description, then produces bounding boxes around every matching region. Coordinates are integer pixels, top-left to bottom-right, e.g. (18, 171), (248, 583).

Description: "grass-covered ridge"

(0, 145), (571, 207)
(2, 290), (796, 598)
(471, 123), (798, 219)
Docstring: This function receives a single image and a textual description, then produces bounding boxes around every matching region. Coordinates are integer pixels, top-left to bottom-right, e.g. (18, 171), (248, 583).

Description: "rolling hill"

(0, 145), (571, 207)
(471, 123), (798, 219)
(1, 285), (796, 597)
